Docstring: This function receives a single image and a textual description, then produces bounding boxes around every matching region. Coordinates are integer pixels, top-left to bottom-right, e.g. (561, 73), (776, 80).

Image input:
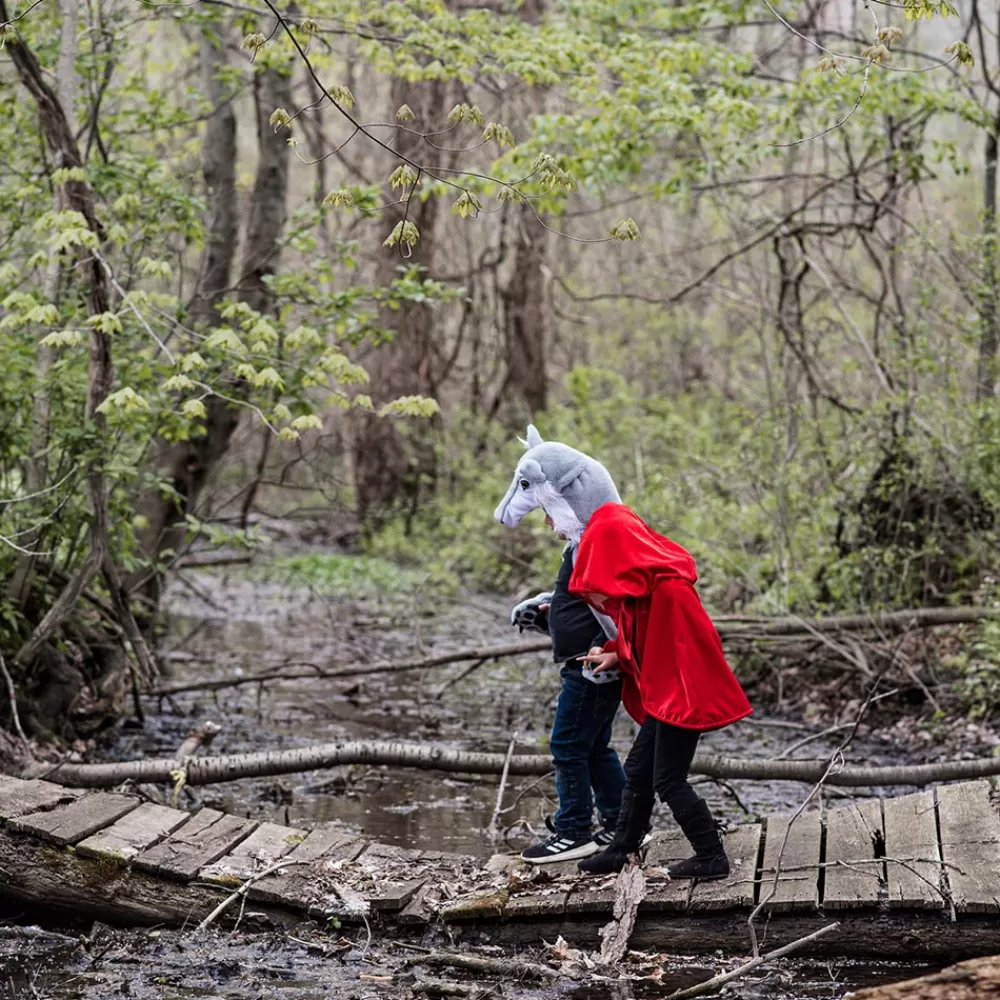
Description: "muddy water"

(117, 565), (917, 854)
(2, 556), (946, 998)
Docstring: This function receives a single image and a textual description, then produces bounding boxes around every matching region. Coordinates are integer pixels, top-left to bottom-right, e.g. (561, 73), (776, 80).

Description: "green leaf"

(395, 103), (416, 121)
(389, 165), (419, 190)
(378, 395), (441, 418)
(39, 329), (84, 349)
(291, 414), (323, 431)
(945, 40), (975, 66)
(97, 387), (150, 414)
(610, 218), (641, 241)
(322, 188), (355, 208)
(451, 190), (483, 219)
(182, 398), (207, 419)
(482, 122), (515, 149)
(87, 311), (125, 335)
(269, 107), (291, 130)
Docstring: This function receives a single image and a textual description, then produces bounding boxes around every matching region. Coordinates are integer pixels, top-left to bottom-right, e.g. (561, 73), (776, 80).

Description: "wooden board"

(505, 882), (570, 918)
(0, 778), (80, 821)
(823, 800), (883, 911)
(346, 842), (424, 912)
(248, 829), (366, 909)
(689, 824), (762, 912)
(77, 802), (189, 861)
(398, 883), (435, 926)
(937, 781), (1000, 914)
(758, 811), (822, 913)
(200, 822), (307, 883)
(640, 830), (694, 912)
(882, 790), (943, 910)
(135, 809), (257, 880)
(11, 792), (139, 846)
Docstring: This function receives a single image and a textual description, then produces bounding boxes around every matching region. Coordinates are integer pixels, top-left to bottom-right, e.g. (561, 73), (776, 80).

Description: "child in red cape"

(570, 502), (752, 878)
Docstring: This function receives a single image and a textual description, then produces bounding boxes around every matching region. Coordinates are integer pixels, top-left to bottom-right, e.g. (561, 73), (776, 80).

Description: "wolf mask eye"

(519, 479), (530, 490)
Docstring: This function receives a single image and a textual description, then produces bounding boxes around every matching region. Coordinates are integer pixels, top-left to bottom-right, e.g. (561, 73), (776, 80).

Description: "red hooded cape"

(570, 503), (752, 731)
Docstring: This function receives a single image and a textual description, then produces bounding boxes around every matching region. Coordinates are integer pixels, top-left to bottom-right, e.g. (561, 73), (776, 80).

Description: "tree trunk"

(978, 113), (1000, 401)
(502, 203), (549, 417)
(27, 738), (1000, 789)
(130, 37), (291, 619)
(352, 75), (455, 527)
(500, 0), (548, 420)
(9, 0), (79, 609)
(976, 0), (1000, 401)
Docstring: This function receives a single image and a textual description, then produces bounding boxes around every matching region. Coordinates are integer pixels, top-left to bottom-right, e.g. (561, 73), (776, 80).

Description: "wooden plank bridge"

(1, 773), (999, 958)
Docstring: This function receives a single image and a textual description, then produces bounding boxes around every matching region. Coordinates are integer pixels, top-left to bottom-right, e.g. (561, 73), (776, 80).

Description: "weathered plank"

(562, 831), (691, 917)
(351, 842), (428, 912)
(823, 799), (883, 911)
(689, 824), (762, 912)
(505, 882), (570, 918)
(882, 790), (944, 910)
(398, 883), (435, 926)
(0, 778), (80, 821)
(135, 809), (257, 880)
(641, 831), (694, 912)
(200, 822), (308, 884)
(77, 802), (189, 861)
(11, 792), (139, 846)
(758, 811), (822, 913)
(248, 829), (366, 909)
(937, 781), (1000, 914)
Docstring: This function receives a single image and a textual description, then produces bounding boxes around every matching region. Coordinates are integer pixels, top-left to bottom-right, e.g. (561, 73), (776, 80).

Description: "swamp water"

(0, 555), (953, 998)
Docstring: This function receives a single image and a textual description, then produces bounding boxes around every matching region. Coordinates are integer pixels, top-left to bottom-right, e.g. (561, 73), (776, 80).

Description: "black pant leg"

(651, 721), (702, 817)
(622, 714), (658, 797)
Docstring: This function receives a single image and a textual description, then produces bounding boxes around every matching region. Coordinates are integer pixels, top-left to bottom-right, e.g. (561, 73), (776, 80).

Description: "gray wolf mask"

(493, 424), (621, 545)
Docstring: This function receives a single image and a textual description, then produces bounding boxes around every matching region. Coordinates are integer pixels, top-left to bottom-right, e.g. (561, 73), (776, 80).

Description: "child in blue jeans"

(496, 425), (627, 864)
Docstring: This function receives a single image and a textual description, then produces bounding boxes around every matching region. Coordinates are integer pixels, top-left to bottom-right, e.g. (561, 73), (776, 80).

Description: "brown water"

(0, 555), (948, 998)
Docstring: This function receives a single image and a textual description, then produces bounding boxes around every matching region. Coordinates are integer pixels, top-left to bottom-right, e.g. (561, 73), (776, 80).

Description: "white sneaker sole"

(521, 840), (602, 865)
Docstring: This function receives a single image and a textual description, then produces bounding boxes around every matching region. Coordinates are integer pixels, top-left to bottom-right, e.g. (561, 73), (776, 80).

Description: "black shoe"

(667, 797), (730, 880)
(593, 827), (653, 850)
(578, 789), (654, 875)
(521, 832), (599, 865)
(667, 852), (730, 880)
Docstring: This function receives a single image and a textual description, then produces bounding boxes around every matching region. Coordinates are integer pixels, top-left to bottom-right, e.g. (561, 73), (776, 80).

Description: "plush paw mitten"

(511, 592), (554, 634)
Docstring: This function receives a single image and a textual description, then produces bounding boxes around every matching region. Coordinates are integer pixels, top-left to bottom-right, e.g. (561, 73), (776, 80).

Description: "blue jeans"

(549, 664), (626, 839)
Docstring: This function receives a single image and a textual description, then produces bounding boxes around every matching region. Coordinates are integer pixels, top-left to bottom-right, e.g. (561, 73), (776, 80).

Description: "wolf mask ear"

(517, 423), (544, 450)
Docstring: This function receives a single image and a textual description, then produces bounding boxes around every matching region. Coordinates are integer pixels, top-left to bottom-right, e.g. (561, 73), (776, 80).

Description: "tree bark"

(849, 955), (1000, 1000)
(130, 37), (292, 618)
(501, 0), (548, 419)
(502, 203), (549, 417)
(975, 0), (1000, 401)
(0, 826), (293, 930)
(25, 738), (1000, 789)
(352, 74), (456, 527)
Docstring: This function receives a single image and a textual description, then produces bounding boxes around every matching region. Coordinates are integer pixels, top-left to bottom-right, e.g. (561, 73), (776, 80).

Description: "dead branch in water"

(410, 950), (560, 981)
(23, 738), (1000, 789)
(666, 922), (840, 999)
(149, 604), (991, 699)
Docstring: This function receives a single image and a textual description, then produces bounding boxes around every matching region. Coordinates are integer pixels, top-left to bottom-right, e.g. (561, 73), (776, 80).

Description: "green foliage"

(256, 552), (428, 598)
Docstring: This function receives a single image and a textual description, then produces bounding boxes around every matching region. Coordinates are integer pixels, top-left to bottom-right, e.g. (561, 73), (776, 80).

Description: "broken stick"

(666, 922), (840, 999)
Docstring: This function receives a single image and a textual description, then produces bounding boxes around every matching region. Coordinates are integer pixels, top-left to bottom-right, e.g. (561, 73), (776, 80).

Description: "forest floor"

(4, 540), (999, 999)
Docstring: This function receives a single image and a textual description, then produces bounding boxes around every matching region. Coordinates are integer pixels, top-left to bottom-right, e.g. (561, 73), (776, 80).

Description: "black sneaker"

(521, 832), (600, 865)
(593, 828), (654, 849)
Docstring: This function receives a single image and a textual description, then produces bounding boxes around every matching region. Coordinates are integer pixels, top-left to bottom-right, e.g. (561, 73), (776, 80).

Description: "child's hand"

(581, 646), (618, 673)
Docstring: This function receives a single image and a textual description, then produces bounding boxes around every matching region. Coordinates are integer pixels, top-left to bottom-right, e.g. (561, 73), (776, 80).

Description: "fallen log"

(150, 605), (995, 699)
(845, 954), (1000, 999)
(21, 739), (1000, 789)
